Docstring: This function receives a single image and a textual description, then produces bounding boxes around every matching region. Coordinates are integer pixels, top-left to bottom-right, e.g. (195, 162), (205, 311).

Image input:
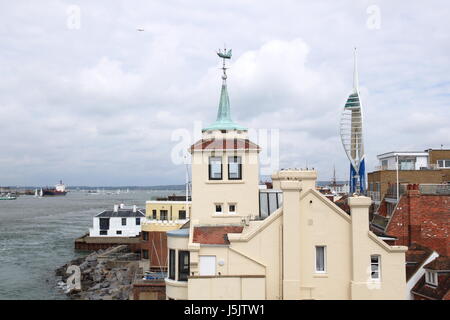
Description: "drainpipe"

(396, 155), (399, 202)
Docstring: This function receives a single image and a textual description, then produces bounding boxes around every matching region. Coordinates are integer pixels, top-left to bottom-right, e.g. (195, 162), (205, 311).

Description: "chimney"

(348, 195), (372, 283)
(276, 169), (317, 299)
(132, 205), (137, 213)
(119, 203), (125, 209)
(113, 204), (119, 212)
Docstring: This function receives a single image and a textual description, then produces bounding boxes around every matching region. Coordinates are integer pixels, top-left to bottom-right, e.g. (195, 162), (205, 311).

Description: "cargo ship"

(42, 180), (67, 196)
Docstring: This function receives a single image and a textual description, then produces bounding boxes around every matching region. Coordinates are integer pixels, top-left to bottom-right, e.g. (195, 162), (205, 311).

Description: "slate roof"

(190, 138), (260, 152)
(411, 255), (450, 300)
(405, 243), (434, 281)
(424, 256), (450, 271)
(96, 209), (145, 218)
(193, 225), (244, 245)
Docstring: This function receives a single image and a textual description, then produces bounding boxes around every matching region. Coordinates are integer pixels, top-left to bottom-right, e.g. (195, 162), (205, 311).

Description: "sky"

(0, 0), (449, 186)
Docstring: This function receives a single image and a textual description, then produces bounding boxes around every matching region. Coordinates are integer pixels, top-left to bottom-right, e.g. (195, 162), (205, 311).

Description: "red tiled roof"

(190, 139), (260, 152)
(193, 226), (244, 245)
(412, 273), (450, 300)
(405, 243), (435, 280)
(424, 256), (450, 271)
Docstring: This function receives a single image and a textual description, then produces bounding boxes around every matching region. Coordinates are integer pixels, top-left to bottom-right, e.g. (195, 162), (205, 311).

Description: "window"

(152, 210), (157, 219)
(160, 210), (168, 220)
(215, 204), (222, 214)
(229, 204), (236, 213)
(381, 159), (388, 169)
(121, 218), (126, 226)
(178, 251), (190, 281)
(399, 159), (415, 170)
(228, 156), (242, 180)
(116, 230), (122, 235)
(199, 256), (216, 276)
(179, 210), (186, 220)
(315, 246), (326, 273)
(371, 255), (381, 280)
(437, 159), (450, 168)
(135, 218), (141, 225)
(169, 249), (175, 280)
(209, 156), (222, 180)
(142, 231), (149, 241)
(99, 218), (110, 230)
(99, 230), (107, 235)
(425, 271), (438, 286)
(142, 249), (149, 260)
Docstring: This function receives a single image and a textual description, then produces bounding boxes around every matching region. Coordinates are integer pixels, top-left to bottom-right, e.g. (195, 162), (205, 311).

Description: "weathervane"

(217, 45), (232, 81)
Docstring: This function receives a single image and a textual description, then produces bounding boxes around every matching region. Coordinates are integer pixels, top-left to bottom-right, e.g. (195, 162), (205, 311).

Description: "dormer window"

(425, 270), (438, 286)
(228, 156), (242, 180)
(209, 157), (222, 180)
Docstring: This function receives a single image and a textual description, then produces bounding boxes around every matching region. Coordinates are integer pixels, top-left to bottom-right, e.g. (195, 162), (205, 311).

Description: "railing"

(385, 184), (407, 199)
(374, 164), (441, 171)
(419, 184), (450, 195)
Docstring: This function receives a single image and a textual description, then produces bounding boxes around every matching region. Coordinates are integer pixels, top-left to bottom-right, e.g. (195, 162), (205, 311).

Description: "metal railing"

(419, 184), (450, 195)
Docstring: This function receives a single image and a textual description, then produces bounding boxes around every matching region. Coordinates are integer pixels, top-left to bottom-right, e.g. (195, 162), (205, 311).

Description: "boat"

(42, 180), (67, 196)
(0, 193), (17, 200)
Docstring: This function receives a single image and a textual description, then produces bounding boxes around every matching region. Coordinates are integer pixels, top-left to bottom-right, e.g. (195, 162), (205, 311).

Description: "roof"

(377, 151), (429, 159)
(193, 225), (244, 245)
(405, 243), (435, 280)
(202, 77), (246, 132)
(190, 138), (260, 152)
(166, 228), (189, 238)
(412, 272), (450, 300)
(424, 256), (450, 271)
(96, 209), (145, 218)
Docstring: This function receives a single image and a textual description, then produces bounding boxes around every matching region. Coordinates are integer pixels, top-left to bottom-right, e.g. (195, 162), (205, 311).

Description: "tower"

(189, 47), (261, 225)
(340, 48), (366, 194)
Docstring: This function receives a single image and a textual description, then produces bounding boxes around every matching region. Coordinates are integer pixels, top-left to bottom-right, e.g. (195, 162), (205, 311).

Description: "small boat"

(0, 193), (17, 200)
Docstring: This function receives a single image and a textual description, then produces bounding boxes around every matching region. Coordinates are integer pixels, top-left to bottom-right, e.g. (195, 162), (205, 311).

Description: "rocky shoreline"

(55, 245), (139, 300)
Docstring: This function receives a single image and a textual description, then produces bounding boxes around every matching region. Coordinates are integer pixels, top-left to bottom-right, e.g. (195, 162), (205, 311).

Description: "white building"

(377, 151), (429, 171)
(89, 204), (145, 237)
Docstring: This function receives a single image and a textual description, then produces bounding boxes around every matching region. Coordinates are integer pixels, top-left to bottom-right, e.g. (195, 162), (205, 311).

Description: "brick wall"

(385, 185), (450, 256)
(140, 231), (168, 269)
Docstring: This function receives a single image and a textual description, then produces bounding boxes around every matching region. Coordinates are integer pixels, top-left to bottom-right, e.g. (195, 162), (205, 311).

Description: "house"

(164, 51), (408, 300)
(411, 255), (450, 300)
(367, 149), (450, 206)
(140, 200), (191, 271)
(89, 204), (145, 237)
(371, 183), (450, 256)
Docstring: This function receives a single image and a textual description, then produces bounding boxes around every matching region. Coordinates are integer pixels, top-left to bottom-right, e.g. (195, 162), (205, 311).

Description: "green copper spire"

(202, 46), (247, 132)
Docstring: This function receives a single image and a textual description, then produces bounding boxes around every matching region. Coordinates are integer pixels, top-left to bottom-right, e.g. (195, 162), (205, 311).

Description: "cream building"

(165, 49), (407, 300)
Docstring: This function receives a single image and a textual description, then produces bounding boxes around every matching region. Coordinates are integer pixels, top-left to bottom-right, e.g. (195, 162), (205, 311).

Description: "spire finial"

(353, 47), (359, 92)
(217, 45), (232, 82)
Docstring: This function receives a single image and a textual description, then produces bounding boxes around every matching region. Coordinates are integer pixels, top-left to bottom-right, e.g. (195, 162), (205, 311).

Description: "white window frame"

(214, 203), (223, 214)
(425, 270), (438, 286)
(370, 255), (381, 280)
(437, 159), (450, 168)
(228, 203), (236, 214)
(315, 246), (327, 273)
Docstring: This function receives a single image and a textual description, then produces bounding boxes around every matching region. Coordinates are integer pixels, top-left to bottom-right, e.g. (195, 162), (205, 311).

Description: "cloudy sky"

(0, 1), (449, 186)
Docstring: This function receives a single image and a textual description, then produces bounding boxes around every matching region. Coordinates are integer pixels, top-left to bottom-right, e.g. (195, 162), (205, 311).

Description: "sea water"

(0, 190), (183, 299)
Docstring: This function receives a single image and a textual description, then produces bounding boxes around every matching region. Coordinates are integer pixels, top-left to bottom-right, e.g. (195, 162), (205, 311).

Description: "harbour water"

(0, 189), (183, 300)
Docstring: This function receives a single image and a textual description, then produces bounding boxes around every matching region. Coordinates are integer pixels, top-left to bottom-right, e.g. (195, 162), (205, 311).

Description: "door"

(199, 256), (216, 276)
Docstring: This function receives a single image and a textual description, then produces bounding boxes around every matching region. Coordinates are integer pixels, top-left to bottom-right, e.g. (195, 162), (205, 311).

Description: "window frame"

(315, 246), (326, 273)
(116, 230), (122, 235)
(209, 156), (223, 180)
(425, 270), (438, 286)
(215, 204), (223, 214)
(121, 218), (127, 226)
(228, 156), (242, 180)
(99, 230), (107, 236)
(142, 249), (149, 260)
(228, 204), (236, 214)
(135, 218), (141, 225)
(370, 255), (381, 280)
(152, 209), (157, 219)
(178, 250), (190, 282)
(142, 231), (149, 241)
(178, 210), (186, 220)
(169, 249), (176, 280)
(160, 210), (168, 220)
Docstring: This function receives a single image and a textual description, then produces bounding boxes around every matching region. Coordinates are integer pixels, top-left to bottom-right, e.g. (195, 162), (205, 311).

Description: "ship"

(42, 180), (67, 196)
